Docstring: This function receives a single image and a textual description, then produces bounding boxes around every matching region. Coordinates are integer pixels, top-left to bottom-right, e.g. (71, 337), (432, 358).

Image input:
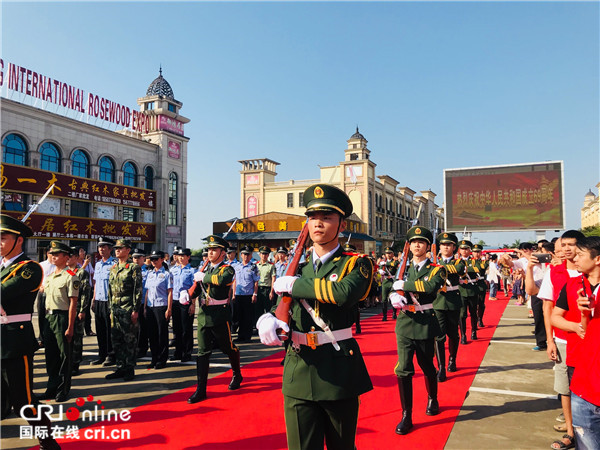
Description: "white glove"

(392, 280), (405, 291)
(256, 313), (289, 346)
(390, 292), (408, 309)
(179, 290), (190, 305)
(378, 269), (385, 275)
(193, 271), (204, 282)
(273, 276), (299, 295)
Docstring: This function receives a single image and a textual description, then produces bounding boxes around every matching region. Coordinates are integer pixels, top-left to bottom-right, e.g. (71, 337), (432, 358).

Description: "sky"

(2, 1), (598, 249)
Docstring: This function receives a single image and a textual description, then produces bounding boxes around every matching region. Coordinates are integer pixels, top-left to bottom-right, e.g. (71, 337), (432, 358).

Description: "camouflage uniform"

(108, 259), (142, 375)
(72, 266), (91, 371)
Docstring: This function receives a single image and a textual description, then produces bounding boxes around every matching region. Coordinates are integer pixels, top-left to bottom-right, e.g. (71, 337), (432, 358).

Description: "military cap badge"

(314, 186), (324, 198)
(415, 228), (422, 235)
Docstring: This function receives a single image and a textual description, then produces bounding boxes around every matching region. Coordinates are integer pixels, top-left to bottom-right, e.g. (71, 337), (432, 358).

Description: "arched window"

(144, 166), (154, 190)
(168, 172), (178, 225)
(123, 162), (137, 187)
(99, 156), (115, 182)
(71, 149), (89, 178)
(2, 134), (28, 166)
(40, 142), (61, 172)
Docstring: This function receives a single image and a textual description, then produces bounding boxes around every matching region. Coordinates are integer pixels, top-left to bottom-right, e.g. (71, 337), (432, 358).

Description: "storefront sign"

(247, 196), (257, 217)
(168, 140), (180, 159)
(1, 163), (156, 210)
(158, 115), (184, 136)
(4, 211), (156, 243)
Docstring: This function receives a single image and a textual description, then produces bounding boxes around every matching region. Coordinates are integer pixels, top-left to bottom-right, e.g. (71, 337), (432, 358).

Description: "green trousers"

(111, 307), (139, 371)
(43, 312), (72, 396)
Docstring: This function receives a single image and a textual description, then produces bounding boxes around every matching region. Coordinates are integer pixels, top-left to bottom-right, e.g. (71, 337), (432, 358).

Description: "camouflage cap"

(48, 240), (73, 255)
(407, 226), (433, 244)
(113, 239), (132, 249)
(438, 232), (458, 246)
(205, 235), (228, 249)
(0, 214), (33, 238)
(258, 246), (271, 254)
(302, 184), (353, 218)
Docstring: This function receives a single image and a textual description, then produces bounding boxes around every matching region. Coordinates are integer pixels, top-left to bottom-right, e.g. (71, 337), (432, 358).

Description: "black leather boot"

(459, 317), (467, 345)
(447, 337), (458, 372)
(188, 355), (210, 403)
(435, 340), (446, 382)
(395, 376), (413, 435)
(425, 375), (440, 416)
(228, 351), (243, 390)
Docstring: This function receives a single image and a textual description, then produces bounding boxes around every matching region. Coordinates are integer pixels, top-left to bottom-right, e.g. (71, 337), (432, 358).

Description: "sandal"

(553, 423), (567, 432)
(550, 434), (575, 450)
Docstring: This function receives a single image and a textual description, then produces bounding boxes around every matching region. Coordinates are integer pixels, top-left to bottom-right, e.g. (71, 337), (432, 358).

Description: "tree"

(476, 239), (486, 247)
(581, 225), (600, 237)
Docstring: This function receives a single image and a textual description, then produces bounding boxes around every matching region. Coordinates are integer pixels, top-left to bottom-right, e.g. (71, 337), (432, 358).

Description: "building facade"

(238, 128), (444, 254)
(1, 64), (189, 259)
(581, 183), (600, 229)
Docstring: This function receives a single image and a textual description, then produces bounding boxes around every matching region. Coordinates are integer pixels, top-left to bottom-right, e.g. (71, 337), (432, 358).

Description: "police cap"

(149, 250), (165, 260)
(240, 245), (253, 255)
(98, 237), (115, 247)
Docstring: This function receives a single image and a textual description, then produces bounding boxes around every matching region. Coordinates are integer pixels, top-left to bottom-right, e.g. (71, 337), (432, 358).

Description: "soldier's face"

(207, 248), (223, 263)
(115, 247), (130, 259)
(0, 233), (20, 257)
(67, 254), (78, 266)
(385, 252), (393, 260)
(440, 243), (455, 258)
(260, 253), (269, 262)
(409, 239), (429, 258)
(51, 252), (69, 267)
(307, 212), (345, 246)
(473, 250), (481, 259)
(459, 248), (471, 258)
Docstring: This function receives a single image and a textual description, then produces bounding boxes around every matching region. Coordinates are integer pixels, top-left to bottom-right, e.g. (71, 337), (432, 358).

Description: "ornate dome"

(585, 189), (596, 198)
(146, 67), (174, 99)
(350, 126), (366, 140)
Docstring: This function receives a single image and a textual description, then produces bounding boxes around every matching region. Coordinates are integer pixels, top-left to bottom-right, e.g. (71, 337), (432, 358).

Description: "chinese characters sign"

(4, 211), (155, 243)
(1, 163), (156, 210)
(168, 140), (180, 159)
(158, 115), (184, 136)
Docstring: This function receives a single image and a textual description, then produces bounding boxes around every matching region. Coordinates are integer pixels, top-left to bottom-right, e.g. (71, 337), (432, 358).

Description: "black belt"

(46, 309), (68, 315)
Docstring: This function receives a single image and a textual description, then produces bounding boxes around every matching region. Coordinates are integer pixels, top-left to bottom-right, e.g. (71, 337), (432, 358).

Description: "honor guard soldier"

(432, 233), (464, 380)
(105, 239), (142, 381)
(255, 246), (276, 322)
(257, 184), (374, 450)
(380, 246), (400, 321)
(42, 241), (80, 402)
(472, 244), (488, 328)
(390, 226), (447, 435)
(92, 237), (117, 366)
(67, 248), (92, 376)
(1, 215), (61, 449)
(171, 248), (196, 362)
(186, 235), (242, 403)
(457, 240), (479, 343)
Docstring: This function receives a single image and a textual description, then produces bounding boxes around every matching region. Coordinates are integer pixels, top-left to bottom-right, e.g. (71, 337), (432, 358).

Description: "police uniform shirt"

(141, 265), (149, 301)
(171, 264), (195, 301)
(234, 262), (259, 295)
(44, 268), (80, 310)
(275, 260), (288, 279)
(93, 257), (117, 301)
(145, 267), (173, 307)
(257, 261), (276, 287)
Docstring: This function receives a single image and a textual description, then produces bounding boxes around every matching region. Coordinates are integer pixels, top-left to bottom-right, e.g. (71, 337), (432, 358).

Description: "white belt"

(400, 304), (433, 313)
(1, 313), (32, 324)
(204, 297), (228, 306)
(291, 327), (353, 349)
(445, 285), (460, 292)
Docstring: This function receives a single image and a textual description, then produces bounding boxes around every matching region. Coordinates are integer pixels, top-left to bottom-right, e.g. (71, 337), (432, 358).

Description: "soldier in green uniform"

(186, 235), (242, 403)
(390, 225), (447, 435)
(257, 184), (374, 450)
(1, 215), (60, 449)
(432, 232), (465, 381)
(457, 240), (480, 343)
(472, 244), (488, 328)
(67, 248), (92, 376)
(380, 246), (400, 321)
(42, 241), (79, 402)
(106, 239), (142, 381)
(255, 246), (276, 323)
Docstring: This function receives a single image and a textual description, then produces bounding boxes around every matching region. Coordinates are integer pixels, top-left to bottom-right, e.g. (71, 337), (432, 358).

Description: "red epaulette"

(342, 251), (359, 256)
(66, 269), (76, 276)
(429, 263), (440, 267)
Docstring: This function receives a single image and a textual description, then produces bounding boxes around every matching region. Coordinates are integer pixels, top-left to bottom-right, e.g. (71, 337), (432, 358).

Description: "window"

(71, 150), (89, 177)
(298, 192), (304, 207)
(2, 134), (28, 166)
(70, 200), (90, 217)
(146, 101), (154, 110)
(168, 104), (176, 112)
(287, 193), (293, 208)
(123, 207), (138, 222)
(1, 192), (26, 211)
(144, 166), (154, 190)
(350, 153), (358, 161)
(40, 142), (61, 172)
(168, 172), (178, 225)
(123, 162), (137, 187)
(99, 156), (115, 182)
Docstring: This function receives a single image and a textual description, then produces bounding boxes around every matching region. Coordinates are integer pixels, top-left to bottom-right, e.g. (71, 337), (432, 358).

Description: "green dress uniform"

(380, 252), (399, 321)
(256, 247), (276, 321)
(107, 240), (142, 380)
(187, 235), (242, 404)
(43, 242), (79, 402)
(432, 233), (465, 380)
(393, 226), (446, 435)
(0, 215), (60, 449)
(472, 249), (489, 327)
(71, 265), (91, 373)
(457, 240), (480, 342)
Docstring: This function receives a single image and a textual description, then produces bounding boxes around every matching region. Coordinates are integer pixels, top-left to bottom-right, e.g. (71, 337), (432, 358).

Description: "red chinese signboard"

(4, 211), (155, 243)
(1, 163), (156, 210)
(158, 115), (184, 136)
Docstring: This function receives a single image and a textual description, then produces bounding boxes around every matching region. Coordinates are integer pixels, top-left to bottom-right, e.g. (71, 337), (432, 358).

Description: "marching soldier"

(105, 239), (141, 381)
(187, 235), (241, 403)
(67, 248), (92, 376)
(432, 232), (464, 381)
(380, 246), (399, 321)
(457, 240), (479, 343)
(171, 248), (195, 362)
(472, 244), (488, 328)
(1, 216), (61, 449)
(42, 241), (79, 402)
(391, 226), (446, 435)
(344, 243), (364, 334)
(257, 184), (374, 450)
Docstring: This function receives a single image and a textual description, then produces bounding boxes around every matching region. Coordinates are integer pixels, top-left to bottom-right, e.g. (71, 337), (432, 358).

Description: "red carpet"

(49, 292), (509, 449)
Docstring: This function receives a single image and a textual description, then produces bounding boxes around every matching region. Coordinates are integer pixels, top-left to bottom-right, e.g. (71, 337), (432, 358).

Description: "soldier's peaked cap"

(48, 240), (73, 254)
(303, 184), (353, 218)
(472, 244), (483, 251)
(205, 235), (228, 249)
(0, 214), (33, 238)
(459, 240), (473, 249)
(384, 246), (395, 253)
(407, 226), (433, 244)
(438, 232), (458, 246)
(259, 246), (270, 254)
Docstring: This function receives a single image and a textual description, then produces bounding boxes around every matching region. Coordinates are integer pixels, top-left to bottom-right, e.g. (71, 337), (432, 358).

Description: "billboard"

(444, 161), (565, 232)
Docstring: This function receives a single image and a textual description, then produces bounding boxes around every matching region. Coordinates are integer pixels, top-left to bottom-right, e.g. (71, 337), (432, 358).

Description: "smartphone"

(581, 277), (596, 309)
(532, 253), (552, 264)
